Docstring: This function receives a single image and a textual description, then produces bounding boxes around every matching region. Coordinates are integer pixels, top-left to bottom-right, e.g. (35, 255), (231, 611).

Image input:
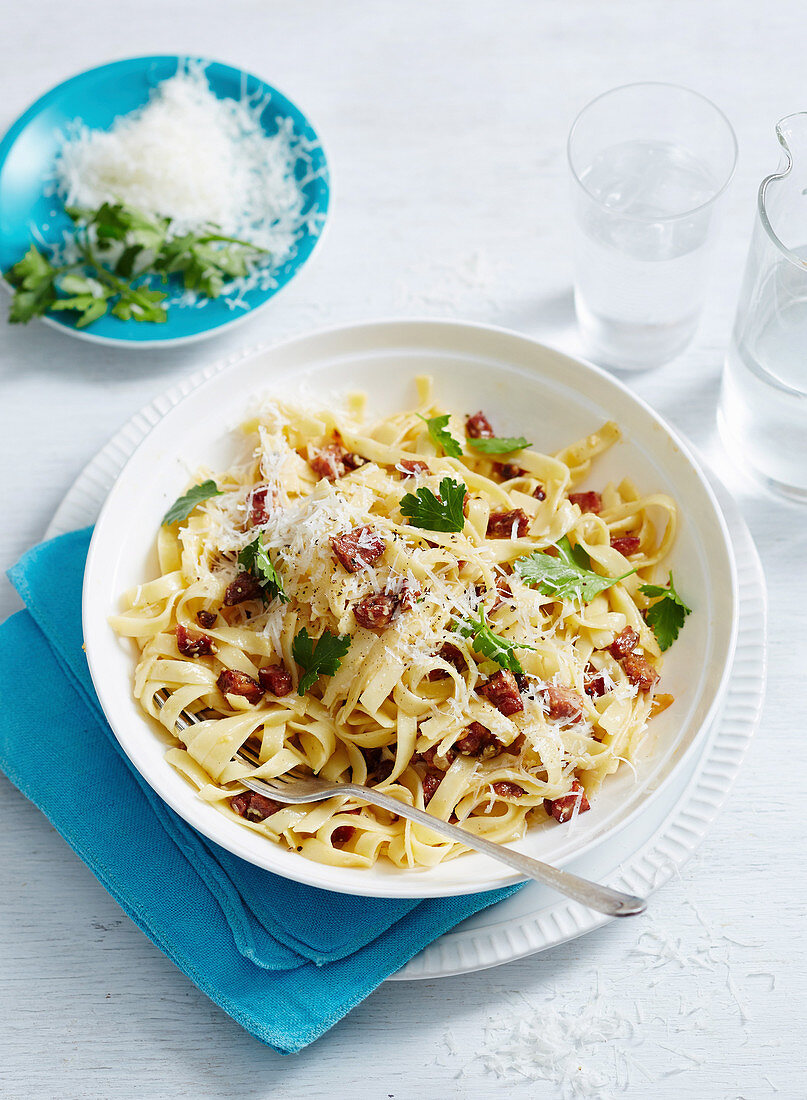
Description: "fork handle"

(335, 783), (645, 917)
(159, 688), (643, 917)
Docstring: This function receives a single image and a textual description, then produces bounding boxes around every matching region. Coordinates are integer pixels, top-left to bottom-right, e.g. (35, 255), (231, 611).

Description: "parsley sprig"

(6, 247), (68, 325)
(400, 476), (467, 533)
(515, 536), (634, 604)
(238, 534), (288, 604)
(417, 413), (463, 458)
(4, 203), (265, 328)
(161, 480), (223, 526)
(292, 628), (352, 695)
(639, 572), (692, 651)
(455, 606), (535, 675)
(467, 435), (532, 455)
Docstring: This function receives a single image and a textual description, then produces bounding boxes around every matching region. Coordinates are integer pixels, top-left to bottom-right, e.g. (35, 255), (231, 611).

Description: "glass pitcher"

(718, 113), (807, 501)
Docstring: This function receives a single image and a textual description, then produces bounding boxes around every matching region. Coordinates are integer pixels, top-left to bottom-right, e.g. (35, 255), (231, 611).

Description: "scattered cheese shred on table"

(469, 991), (637, 1097)
(51, 62), (324, 307)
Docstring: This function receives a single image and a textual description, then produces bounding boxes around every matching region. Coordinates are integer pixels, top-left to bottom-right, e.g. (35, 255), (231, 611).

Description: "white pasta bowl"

(83, 319), (738, 898)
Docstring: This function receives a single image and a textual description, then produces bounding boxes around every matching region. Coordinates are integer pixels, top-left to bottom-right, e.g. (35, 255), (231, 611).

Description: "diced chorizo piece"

(623, 653), (660, 693)
(496, 463), (526, 481)
(175, 623), (217, 657)
(583, 663), (609, 698)
(361, 747), (395, 783)
(224, 571), (264, 605)
(465, 411), (495, 439)
(454, 721), (497, 757)
(331, 432), (368, 471)
(427, 642), (466, 681)
(419, 745), (456, 770)
(353, 593), (399, 631)
(374, 757), (395, 783)
(486, 509), (530, 539)
(492, 781), (525, 798)
(245, 794), (281, 820)
(331, 526), (386, 572)
(569, 490), (602, 514)
(196, 609), (216, 629)
(399, 458), (431, 478)
(258, 664), (293, 697)
(546, 779), (590, 823)
(543, 684), (584, 722)
(533, 484), (546, 501)
(230, 791), (281, 821)
(331, 825), (355, 844)
(229, 793), (251, 818)
(398, 580), (421, 611)
(609, 626), (640, 661)
(217, 669), (265, 704)
(650, 692), (675, 717)
(361, 746), (382, 776)
(505, 733), (526, 755)
(422, 771), (442, 805)
(610, 534), (640, 557)
(309, 444), (347, 481)
(247, 486), (272, 527)
(442, 642), (466, 669)
(478, 670), (524, 716)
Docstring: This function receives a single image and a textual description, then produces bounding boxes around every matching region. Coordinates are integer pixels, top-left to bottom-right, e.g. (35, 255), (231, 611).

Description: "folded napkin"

(0, 529), (522, 1052)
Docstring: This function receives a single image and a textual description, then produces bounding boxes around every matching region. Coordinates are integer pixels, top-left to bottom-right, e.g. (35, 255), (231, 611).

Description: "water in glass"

(574, 139), (718, 369)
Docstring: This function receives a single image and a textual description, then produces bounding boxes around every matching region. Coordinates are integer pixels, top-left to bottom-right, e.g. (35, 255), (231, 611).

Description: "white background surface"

(0, 2), (803, 1097)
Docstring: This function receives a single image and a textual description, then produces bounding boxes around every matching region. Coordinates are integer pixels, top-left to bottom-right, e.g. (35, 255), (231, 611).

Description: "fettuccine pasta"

(110, 377), (678, 869)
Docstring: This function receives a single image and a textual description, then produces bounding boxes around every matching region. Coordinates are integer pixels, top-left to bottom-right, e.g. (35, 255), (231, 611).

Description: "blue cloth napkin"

(0, 529), (522, 1052)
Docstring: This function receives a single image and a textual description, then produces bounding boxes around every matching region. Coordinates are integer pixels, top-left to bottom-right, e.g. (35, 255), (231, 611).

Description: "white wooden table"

(1, 3), (803, 1096)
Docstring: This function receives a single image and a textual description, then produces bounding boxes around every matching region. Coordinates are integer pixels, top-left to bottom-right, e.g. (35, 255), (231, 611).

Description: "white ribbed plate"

(47, 346), (765, 976)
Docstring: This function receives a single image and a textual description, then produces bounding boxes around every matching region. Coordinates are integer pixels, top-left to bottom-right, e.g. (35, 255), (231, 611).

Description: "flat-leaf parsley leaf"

(4, 202), (265, 329)
(292, 628), (352, 695)
(455, 606), (535, 675)
(467, 435), (532, 455)
(400, 476), (467, 533)
(238, 534), (288, 603)
(515, 535), (634, 604)
(5, 245), (60, 323)
(417, 413), (463, 458)
(639, 572), (691, 651)
(161, 480), (223, 526)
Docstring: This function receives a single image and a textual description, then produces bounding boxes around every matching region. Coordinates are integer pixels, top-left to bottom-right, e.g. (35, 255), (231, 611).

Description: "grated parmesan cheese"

(455, 988), (639, 1098)
(50, 62), (325, 308)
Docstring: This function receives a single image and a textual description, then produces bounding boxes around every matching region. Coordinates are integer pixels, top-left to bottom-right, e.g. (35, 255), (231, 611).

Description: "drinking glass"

(718, 113), (807, 502)
(568, 83), (737, 370)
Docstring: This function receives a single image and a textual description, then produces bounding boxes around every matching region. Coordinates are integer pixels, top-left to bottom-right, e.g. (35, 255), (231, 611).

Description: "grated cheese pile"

(447, 989), (642, 1098)
(50, 62), (325, 308)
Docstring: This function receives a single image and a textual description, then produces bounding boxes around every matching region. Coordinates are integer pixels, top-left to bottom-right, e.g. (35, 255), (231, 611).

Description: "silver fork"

(158, 690), (646, 917)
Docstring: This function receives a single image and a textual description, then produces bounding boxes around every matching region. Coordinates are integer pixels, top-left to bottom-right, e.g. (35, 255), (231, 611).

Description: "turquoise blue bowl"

(0, 56), (330, 346)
